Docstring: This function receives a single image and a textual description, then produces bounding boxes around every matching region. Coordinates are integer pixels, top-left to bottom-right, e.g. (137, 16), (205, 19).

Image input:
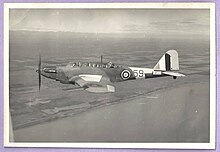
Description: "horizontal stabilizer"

(163, 71), (185, 77)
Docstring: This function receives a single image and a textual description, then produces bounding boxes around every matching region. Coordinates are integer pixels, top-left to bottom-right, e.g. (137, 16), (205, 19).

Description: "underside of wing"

(84, 84), (115, 93)
(69, 74), (115, 93)
(162, 71), (185, 77)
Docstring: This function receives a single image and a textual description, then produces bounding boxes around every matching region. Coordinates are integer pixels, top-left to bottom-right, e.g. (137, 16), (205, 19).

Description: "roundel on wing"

(121, 70), (131, 80)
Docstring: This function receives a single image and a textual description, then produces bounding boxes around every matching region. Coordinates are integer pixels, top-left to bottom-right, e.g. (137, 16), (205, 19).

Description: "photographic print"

(4, 3), (215, 149)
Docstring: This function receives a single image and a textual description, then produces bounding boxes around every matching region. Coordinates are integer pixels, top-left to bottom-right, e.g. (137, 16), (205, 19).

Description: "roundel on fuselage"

(121, 69), (131, 80)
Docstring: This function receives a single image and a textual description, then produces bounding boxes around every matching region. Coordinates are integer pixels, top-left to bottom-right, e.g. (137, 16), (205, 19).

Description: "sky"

(9, 9), (210, 36)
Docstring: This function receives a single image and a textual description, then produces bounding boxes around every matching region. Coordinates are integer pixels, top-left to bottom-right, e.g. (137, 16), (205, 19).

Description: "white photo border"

(4, 2), (216, 149)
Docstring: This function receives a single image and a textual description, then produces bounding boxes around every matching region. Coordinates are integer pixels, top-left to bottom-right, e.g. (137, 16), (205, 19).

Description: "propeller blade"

(38, 54), (41, 91)
(39, 70), (41, 91)
(39, 54), (41, 68)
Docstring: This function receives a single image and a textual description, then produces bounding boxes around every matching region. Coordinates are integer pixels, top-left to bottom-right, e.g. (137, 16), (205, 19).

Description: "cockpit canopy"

(69, 61), (118, 68)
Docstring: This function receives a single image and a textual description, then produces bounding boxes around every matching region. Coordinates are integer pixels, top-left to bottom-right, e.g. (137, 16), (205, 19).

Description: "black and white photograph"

(4, 3), (215, 149)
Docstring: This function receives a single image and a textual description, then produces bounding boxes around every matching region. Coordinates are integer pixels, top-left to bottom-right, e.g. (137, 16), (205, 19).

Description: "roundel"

(121, 70), (131, 80)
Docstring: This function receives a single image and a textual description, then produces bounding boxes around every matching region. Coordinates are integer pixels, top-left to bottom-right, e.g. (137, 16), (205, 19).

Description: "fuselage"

(37, 50), (185, 93)
(40, 61), (166, 84)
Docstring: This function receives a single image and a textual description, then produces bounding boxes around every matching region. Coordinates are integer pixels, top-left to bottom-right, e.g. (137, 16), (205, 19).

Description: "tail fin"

(154, 50), (179, 71)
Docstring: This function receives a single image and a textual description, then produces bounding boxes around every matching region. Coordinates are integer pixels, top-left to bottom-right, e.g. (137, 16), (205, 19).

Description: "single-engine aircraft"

(36, 50), (185, 93)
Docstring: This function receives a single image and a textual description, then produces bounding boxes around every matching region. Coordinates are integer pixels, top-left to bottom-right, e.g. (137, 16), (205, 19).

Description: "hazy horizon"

(10, 9), (210, 38)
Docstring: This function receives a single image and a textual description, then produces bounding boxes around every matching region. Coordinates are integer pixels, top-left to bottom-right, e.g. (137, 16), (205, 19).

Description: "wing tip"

(107, 85), (115, 92)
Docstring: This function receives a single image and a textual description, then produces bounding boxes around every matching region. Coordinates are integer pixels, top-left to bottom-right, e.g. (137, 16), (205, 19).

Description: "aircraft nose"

(36, 68), (44, 73)
(39, 66), (57, 79)
(36, 66), (45, 77)
(36, 69), (40, 73)
(42, 66), (57, 73)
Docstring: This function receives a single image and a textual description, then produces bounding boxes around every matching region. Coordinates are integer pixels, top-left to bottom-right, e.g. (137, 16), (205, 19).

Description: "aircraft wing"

(69, 74), (115, 93)
(162, 71), (185, 77)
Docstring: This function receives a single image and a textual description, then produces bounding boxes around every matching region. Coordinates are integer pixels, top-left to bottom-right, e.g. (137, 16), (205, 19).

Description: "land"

(14, 81), (209, 142)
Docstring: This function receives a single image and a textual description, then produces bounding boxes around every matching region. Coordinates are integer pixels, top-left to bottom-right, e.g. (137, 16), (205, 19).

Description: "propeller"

(38, 54), (41, 91)
(100, 55), (103, 65)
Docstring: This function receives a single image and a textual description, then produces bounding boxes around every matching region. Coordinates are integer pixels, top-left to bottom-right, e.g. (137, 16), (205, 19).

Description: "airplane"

(36, 50), (185, 93)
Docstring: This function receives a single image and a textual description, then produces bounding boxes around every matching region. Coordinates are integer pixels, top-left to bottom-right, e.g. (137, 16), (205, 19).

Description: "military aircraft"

(36, 50), (185, 93)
